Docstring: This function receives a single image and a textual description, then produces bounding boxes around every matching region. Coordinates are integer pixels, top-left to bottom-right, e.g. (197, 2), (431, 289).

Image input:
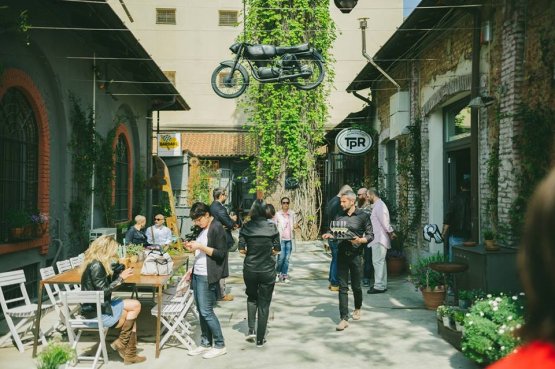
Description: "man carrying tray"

(323, 190), (373, 332)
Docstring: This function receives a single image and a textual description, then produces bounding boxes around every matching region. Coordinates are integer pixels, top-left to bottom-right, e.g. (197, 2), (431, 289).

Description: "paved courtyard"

(0, 242), (477, 369)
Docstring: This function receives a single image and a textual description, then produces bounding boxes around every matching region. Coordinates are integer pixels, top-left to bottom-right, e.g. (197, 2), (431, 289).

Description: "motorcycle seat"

(246, 44), (277, 59)
(276, 43), (310, 55)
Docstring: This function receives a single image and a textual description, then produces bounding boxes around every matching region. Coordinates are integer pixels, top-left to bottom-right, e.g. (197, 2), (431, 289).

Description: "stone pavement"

(0, 241), (477, 369)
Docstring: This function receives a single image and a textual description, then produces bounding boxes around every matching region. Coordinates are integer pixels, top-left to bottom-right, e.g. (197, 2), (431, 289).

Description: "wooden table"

(32, 255), (189, 358)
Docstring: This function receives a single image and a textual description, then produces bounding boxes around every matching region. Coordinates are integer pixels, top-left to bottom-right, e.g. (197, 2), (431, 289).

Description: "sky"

(403, 0), (421, 17)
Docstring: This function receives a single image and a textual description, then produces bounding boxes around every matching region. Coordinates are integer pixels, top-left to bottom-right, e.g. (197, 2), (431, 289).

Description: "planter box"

(437, 319), (462, 351)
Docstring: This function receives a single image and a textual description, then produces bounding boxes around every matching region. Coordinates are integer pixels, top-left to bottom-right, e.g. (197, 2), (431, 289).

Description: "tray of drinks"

(329, 221), (357, 240)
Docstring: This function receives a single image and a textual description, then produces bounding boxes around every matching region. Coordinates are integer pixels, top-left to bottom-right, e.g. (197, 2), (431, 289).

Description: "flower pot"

(387, 256), (406, 276)
(37, 222), (48, 235)
(455, 321), (464, 332)
(9, 227), (25, 240)
(458, 299), (470, 309)
(421, 288), (446, 310)
(484, 239), (499, 251)
(442, 316), (451, 328)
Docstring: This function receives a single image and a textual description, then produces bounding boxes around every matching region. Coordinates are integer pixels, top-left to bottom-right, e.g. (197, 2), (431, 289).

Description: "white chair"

(56, 260), (80, 291)
(69, 254), (84, 269)
(0, 270), (53, 352)
(39, 267), (80, 331)
(151, 288), (195, 350)
(60, 290), (108, 369)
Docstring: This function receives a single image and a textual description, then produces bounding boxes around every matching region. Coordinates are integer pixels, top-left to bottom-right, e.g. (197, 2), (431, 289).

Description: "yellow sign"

(157, 133), (181, 157)
(159, 134), (179, 149)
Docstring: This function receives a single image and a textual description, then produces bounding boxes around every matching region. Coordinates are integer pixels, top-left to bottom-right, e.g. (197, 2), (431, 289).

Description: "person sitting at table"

(145, 214), (173, 246)
(125, 215), (147, 246)
(185, 202), (228, 359)
(80, 235), (146, 365)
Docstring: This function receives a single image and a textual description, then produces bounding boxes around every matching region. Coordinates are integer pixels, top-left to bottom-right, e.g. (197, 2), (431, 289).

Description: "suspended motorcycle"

(211, 42), (326, 99)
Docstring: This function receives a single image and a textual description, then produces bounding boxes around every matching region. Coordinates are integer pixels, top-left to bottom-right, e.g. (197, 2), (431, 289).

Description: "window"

(156, 8), (176, 25)
(219, 10), (238, 26)
(163, 71), (176, 85)
(0, 88), (39, 241)
(114, 134), (129, 221)
(385, 140), (397, 220)
(444, 99), (471, 142)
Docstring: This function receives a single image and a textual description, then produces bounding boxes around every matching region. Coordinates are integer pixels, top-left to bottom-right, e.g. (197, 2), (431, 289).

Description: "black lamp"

(334, 0), (358, 14)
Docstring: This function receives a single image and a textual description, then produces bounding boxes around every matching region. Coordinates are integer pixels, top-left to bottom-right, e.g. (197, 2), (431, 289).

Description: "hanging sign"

(157, 133), (181, 157)
(335, 128), (373, 155)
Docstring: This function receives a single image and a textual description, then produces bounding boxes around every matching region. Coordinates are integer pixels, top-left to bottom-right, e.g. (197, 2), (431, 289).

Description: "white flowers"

(512, 296), (518, 300)
(508, 315), (513, 320)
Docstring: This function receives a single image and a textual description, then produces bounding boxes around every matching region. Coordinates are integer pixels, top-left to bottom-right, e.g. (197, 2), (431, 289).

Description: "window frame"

(218, 10), (238, 27)
(156, 8), (176, 25)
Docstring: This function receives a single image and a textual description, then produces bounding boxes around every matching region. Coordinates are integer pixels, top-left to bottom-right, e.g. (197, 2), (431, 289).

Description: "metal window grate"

(219, 10), (238, 26)
(156, 8), (176, 25)
(114, 134), (129, 222)
(0, 88), (39, 243)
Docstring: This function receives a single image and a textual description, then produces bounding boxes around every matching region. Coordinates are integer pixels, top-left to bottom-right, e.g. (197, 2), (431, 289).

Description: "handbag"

(140, 249), (174, 275)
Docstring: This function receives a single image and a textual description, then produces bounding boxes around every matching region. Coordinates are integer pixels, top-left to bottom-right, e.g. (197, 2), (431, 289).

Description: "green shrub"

(36, 341), (75, 369)
(461, 293), (525, 365)
(409, 253), (445, 290)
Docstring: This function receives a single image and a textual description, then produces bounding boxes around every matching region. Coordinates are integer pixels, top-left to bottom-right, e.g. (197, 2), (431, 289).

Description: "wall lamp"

(334, 0), (358, 14)
(468, 95), (495, 108)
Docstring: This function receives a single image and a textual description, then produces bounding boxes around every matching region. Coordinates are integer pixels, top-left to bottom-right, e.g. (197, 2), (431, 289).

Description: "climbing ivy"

(95, 127), (117, 226)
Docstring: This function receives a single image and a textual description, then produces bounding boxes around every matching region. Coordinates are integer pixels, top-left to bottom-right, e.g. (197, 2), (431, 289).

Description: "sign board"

(335, 128), (373, 155)
(157, 133), (181, 157)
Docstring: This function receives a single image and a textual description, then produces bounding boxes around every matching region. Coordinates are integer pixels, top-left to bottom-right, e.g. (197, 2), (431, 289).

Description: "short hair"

(367, 188), (379, 197)
(134, 214), (146, 223)
(190, 202), (210, 220)
(280, 196), (290, 204)
(249, 199), (267, 219)
(338, 184), (353, 196)
(213, 187), (226, 200)
(518, 168), (555, 343)
(341, 190), (356, 201)
(265, 203), (276, 219)
(357, 188), (368, 195)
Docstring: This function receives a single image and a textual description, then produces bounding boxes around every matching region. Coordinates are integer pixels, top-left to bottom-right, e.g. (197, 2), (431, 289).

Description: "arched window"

(0, 88), (39, 241)
(114, 134), (129, 221)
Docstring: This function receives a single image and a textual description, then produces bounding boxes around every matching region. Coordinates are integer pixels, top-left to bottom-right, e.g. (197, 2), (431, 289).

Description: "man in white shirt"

(366, 188), (396, 294)
(146, 214), (173, 246)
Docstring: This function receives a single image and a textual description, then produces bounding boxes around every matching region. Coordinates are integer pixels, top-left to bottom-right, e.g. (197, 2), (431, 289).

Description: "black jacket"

(80, 260), (123, 317)
(125, 226), (147, 246)
(325, 196), (341, 228)
(196, 219), (229, 285)
(238, 218), (281, 273)
(210, 200), (236, 248)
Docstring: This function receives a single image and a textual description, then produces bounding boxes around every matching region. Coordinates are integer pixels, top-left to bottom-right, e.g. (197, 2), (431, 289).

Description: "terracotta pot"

(9, 227), (25, 240)
(387, 256), (406, 276)
(421, 288), (446, 310)
(484, 239), (499, 251)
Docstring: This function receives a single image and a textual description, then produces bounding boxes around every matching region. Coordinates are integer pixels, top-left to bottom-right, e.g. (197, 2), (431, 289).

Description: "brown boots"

(110, 319), (146, 365)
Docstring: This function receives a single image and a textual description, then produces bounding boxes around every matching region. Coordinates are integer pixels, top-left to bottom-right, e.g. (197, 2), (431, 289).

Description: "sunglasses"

(281, 201), (290, 204)
(155, 218), (164, 221)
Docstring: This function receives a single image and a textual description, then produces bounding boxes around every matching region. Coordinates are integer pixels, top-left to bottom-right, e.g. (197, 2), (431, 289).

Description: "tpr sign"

(335, 128), (373, 155)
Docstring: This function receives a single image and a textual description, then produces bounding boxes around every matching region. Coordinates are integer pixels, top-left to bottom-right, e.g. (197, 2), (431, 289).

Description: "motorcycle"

(211, 42), (326, 99)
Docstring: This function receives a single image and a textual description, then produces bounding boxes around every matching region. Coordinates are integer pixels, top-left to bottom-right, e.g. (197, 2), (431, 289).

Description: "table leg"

(155, 284), (162, 358)
(32, 281), (44, 358)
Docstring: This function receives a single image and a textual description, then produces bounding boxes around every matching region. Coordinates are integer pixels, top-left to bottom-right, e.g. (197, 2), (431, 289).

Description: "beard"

(357, 198), (366, 207)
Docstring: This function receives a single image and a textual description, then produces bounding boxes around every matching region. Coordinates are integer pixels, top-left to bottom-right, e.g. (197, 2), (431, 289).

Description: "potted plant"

(483, 229), (499, 251)
(126, 243), (144, 264)
(386, 248), (406, 276)
(31, 212), (49, 236)
(453, 310), (465, 332)
(409, 253), (446, 310)
(36, 341), (76, 369)
(437, 305), (453, 327)
(7, 209), (30, 240)
(458, 289), (471, 309)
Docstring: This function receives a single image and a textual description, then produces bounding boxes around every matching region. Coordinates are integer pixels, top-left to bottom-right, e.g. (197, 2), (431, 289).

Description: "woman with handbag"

(184, 202), (229, 359)
(80, 235), (146, 364)
(239, 200), (281, 347)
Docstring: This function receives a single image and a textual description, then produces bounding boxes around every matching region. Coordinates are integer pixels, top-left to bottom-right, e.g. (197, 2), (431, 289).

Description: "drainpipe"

(470, 10), (481, 243)
(352, 90), (372, 105)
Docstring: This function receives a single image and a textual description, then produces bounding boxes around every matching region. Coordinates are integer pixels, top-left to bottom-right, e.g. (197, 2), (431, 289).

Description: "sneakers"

(245, 329), (256, 342)
(256, 339), (267, 348)
(188, 345), (211, 356)
(352, 309), (361, 321)
(275, 275), (281, 283)
(220, 294), (234, 301)
(336, 319), (349, 331)
(282, 278), (290, 284)
(202, 347), (227, 359)
(329, 285), (339, 292)
(367, 287), (387, 294)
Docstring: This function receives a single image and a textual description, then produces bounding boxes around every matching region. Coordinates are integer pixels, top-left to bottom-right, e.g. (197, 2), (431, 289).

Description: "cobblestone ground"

(0, 241), (477, 369)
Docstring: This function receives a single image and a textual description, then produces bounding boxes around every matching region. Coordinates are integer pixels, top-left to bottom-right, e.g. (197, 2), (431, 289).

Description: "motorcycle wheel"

(211, 64), (249, 98)
(292, 54), (325, 91)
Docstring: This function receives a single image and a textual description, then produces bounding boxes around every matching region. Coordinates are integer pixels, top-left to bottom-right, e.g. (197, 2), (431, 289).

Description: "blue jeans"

(192, 274), (225, 348)
(328, 240), (339, 286)
(276, 240), (292, 277)
(449, 236), (465, 261)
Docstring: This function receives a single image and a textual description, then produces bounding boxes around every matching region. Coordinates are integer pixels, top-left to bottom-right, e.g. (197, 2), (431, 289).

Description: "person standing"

(238, 200), (281, 347)
(210, 187), (237, 301)
(125, 215), (148, 246)
(275, 197), (295, 283)
(324, 184), (353, 292)
(185, 202), (228, 359)
(323, 190), (373, 331)
(487, 169), (555, 369)
(356, 188), (373, 287)
(145, 214), (172, 246)
(366, 188), (396, 294)
(441, 176), (471, 261)
(80, 236), (146, 364)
